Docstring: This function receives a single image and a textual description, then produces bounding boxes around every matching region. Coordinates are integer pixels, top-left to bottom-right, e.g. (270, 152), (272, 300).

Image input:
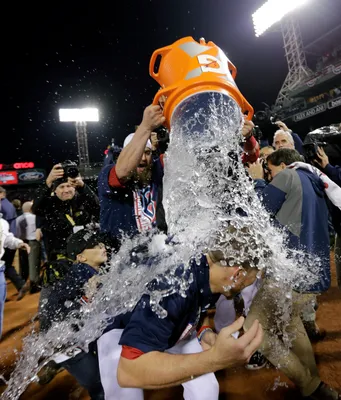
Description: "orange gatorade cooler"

(150, 36), (254, 130)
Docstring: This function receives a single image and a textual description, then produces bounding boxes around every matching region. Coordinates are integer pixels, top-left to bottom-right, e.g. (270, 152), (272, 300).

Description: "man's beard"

(129, 165), (152, 187)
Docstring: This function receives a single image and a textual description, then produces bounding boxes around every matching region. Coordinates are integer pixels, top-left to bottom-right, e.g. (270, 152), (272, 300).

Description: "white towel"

(288, 162), (341, 210)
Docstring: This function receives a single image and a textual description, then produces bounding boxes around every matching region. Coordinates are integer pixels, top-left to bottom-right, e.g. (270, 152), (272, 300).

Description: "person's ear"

(223, 266), (241, 283)
(280, 162), (287, 170)
(225, 267), (247, 289)
(76, 253), (86, 263)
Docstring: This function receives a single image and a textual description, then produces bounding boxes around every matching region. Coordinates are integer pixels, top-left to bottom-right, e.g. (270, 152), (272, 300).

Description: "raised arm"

(32, 164), (64, 216)
(315, 147), (341, 186)
(115, 105), (165, 181)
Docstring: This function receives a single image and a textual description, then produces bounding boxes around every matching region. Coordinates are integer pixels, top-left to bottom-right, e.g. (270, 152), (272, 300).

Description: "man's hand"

(140, 105), (166, 132)
(200, 330), (217, 351)
(68, 176), (85, 188)
(18, 243), (30, 254)
(158, 93), (167, 110)
(150, 132), (158, 151)
(242, 117), (255, 139)
(314, 146), (329, 169)
(211, 317), (263, 370)
(35, 228), (43, 242)
(46, 164), (64, 188)
(247, 160), (264, 180)
(275, 121), (289, 132)
(84, 275), (101, 300)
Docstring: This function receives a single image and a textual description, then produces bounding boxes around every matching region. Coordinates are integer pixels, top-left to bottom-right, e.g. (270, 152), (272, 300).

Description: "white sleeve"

(3, 220), (23, 250)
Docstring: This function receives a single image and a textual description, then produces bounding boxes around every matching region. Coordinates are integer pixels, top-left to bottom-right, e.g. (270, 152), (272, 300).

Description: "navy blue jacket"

(39, 262), (99, 332)
(291, 132), (304, 155)
(97, 158), (165, 241)
(323, 164), (341, 187)
(323, 164), (341, 235)
(0, 198), (17, 234)
(117, 255), (219, 356)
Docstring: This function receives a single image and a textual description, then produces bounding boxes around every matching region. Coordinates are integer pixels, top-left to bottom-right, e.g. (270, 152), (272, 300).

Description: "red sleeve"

(159, 153), (164, 168)
(108, 166), (125, 188)
(121, 345), (145, 360)
(242, 136), (260, 164)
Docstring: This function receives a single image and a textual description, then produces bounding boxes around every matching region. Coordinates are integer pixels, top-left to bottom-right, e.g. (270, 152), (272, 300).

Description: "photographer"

(247, 148), (341, 340)
(32, 163), (100, 262)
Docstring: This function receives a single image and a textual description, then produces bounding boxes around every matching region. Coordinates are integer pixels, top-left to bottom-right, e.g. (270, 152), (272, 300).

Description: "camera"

(304, 124), (341, 167)
(155, 126), (169, 144)
(302, 142), (326, 163)
(60, 160), (79, 179)
(260, 159), (272, 183)
(253, 110), (279, 126)
(154, 126), (170, 154)
(252, 125), (264, 142)
(270, 116), (278, 125)
(252, 109), (280, 144)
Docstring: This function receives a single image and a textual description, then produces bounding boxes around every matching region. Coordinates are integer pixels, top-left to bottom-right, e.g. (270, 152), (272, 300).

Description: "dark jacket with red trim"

(97, 157), (167, 246)
(114, 255), (219, 359)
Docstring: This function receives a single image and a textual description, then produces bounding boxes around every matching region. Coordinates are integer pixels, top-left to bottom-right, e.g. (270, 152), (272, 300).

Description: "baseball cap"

(67, 229), (103, 260)
(123, 133), (152, 150)
(52, 177), (69, 192)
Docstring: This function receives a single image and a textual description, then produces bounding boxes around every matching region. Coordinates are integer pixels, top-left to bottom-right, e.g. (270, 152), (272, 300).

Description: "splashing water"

(270, 376), (289, 391)
(2, 93), (321, 399)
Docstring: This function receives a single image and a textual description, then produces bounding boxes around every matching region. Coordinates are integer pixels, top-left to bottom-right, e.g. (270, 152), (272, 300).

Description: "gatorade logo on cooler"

(197, 54), (227, 74)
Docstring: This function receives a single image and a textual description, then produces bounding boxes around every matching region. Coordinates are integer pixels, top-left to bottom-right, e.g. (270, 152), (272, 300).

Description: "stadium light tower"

(252, 0), (313, 109)
(59, 108), (99, 166)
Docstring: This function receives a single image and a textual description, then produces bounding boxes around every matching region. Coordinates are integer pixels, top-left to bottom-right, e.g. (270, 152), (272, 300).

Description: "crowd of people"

(0, 104), (341, 400)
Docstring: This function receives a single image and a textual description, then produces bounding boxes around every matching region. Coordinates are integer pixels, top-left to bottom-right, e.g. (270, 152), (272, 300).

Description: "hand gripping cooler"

(149, 36), (254, 131)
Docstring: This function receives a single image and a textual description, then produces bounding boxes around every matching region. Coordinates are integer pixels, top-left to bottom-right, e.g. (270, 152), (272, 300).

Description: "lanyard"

(65, 207), (75, 226)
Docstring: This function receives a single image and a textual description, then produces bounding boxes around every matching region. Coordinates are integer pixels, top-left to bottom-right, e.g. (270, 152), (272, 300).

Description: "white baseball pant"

(97, 329), (219, 400)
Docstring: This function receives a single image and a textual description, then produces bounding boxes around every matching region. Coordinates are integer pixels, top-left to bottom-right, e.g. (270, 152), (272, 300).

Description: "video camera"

(60, 160), (79, 179)
(253, 111), (277, 126)
(302, 142), (327, 164)
(303, 124), (341, 166)
(252, 109), (280, 142)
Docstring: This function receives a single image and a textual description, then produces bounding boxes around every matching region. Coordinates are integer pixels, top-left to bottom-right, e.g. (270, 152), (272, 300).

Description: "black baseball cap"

(52, 176), (69, 192)
(67, 229), (103, 260)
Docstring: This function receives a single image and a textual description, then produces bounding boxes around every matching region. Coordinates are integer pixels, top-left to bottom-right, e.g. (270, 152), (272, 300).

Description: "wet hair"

(272, 130), (294, 147)
(208, 249), (257, 271)
(208, 226), (272, 270)
(267, 148), (303, 167)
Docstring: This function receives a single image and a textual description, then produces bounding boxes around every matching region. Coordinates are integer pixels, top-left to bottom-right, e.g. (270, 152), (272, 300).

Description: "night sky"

(1, 0), (340, 170)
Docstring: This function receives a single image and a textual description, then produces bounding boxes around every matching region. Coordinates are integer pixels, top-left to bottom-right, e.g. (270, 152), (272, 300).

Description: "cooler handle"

(149, 46), (172, 80)
(227, 60), (237, 80)
(242, 100), (254, 121)
(152, 85), (177, 106)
